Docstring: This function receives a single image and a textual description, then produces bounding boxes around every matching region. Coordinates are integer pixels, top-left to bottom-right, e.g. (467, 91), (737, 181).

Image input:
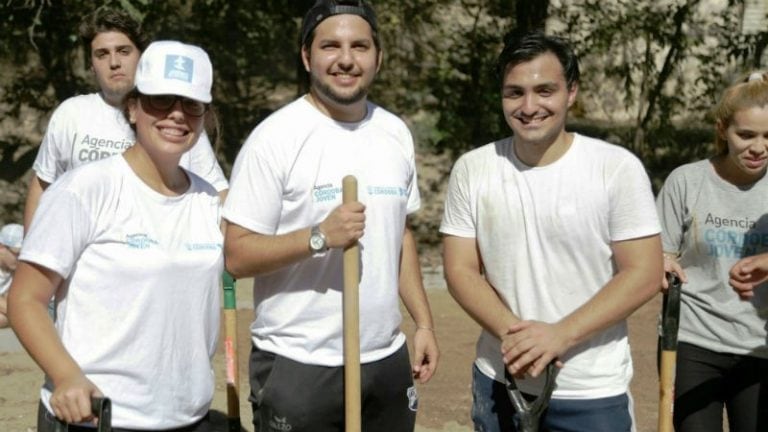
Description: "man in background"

(24, 7), (227, 230)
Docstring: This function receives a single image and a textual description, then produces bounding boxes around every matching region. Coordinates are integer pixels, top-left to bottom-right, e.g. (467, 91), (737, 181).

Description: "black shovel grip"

(505, 362), (558, 432)
(660, 272), (682, 351)
(52, 396), (111, 432)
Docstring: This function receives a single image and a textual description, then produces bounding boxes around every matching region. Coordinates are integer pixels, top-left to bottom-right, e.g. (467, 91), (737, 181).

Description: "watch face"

(310, 234), (325, 251)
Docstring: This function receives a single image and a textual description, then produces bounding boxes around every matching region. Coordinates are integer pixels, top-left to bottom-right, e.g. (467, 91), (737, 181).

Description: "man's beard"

(310, 72), (369, 106)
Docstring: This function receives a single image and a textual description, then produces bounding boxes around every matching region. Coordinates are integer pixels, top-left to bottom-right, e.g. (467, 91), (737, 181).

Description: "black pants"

(674, 342), (768, 432)
(249, 343), (417, 432)
(36, 401), (215, 432)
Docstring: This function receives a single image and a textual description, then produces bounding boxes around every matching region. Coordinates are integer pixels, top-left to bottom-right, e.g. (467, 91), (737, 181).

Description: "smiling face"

(90, 31), (140, 107)
(127, 94), (204, 161)
(501, 52), (577, 150)
(301, 14), (382, 122)
(717, 105), (768, 184)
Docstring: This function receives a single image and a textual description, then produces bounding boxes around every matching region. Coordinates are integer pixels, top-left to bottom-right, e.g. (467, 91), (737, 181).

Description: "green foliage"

(551, 0), (759, 164)
(0, 0), (314, 176)
(0, 0), (766, 185)
(415, 1), (514, 153)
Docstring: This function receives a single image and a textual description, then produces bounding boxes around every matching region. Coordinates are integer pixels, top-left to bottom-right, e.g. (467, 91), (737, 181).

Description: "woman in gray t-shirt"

(656, 71), (768, 432)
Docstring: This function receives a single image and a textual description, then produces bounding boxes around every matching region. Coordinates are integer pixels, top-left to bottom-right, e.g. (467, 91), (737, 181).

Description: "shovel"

(504, 362), (558, 432)
(658, 272), (682, 432)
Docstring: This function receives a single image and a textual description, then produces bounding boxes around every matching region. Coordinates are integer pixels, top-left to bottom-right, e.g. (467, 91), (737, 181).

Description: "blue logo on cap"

(164, 55), (193, 83)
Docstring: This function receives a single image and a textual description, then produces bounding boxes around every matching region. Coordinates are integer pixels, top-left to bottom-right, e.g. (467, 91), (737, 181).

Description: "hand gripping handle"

(52, 397), (111, 432)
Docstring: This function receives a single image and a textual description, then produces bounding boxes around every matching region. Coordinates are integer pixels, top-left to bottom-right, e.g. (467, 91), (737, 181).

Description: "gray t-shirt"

(657, 159), (768, 358)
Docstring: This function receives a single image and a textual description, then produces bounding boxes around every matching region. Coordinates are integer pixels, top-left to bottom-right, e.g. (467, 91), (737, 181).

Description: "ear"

(715, 119), (727, 139)
(715, 120), (728, 138)
(376, 49), (383, 74)
(301, 45), (311, 73)
(566, 82), (579, 108)
(88, 48), (97, 74)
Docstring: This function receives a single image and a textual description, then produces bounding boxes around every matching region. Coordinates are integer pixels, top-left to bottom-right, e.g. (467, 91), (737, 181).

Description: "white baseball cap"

(0, 223), (23, 249)
(134, 41), (213, 103)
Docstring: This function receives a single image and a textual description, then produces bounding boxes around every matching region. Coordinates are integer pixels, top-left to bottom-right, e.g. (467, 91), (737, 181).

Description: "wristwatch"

(309, 224), (328, 255)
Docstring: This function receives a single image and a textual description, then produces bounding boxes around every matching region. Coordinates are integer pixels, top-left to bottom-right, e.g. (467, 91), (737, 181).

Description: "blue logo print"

(313, 184), (342, 203)
(125, 233), (159, 249)
(164, 55), (193, 83)
(185, 242), (223, 251)
(367, 185), (408, 197)
(702, 212), (767, 258)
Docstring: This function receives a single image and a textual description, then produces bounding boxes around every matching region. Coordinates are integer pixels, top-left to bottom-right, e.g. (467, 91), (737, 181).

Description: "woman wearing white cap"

(9, 41), (223, 431)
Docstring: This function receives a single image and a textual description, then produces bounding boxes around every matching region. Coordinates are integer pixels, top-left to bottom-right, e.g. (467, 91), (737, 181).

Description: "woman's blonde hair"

(713, 71), (768, 155)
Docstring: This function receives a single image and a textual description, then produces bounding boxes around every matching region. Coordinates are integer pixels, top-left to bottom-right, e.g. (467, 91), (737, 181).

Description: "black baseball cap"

(300, 0), (378, 47)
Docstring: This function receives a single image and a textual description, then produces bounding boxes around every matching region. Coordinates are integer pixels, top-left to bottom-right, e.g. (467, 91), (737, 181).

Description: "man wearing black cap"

(223, 1), (439, 431)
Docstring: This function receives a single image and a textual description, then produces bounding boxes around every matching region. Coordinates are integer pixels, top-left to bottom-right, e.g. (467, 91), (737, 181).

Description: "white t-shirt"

(223, 97), (420, 366)
(440, 134), (660, 399)
(33, 92), (228, 191)
(20, 156), (224, 429)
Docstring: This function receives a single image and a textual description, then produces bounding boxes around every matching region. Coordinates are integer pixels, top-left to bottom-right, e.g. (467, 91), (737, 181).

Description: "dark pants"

(674, 342), (768, 432)
(249, 343), (417, 432)
(36, 401), (215, 432)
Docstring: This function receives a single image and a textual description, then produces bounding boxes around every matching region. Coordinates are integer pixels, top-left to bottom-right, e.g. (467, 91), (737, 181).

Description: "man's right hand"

(320, 202), (366, 249)
(501, 320), (566, 379)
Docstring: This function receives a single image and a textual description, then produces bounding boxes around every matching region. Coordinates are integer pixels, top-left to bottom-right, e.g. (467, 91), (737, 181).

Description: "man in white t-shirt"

(440, 30), (663, 432)
(223, 1), (439, 431)
(23, 8), (227, 231)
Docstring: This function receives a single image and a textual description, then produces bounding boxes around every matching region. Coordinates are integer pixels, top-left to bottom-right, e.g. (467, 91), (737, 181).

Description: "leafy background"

(1, 0), (765, 251)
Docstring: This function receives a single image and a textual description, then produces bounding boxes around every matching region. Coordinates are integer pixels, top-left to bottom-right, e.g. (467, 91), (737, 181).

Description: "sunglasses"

(141, 94), (208, 117)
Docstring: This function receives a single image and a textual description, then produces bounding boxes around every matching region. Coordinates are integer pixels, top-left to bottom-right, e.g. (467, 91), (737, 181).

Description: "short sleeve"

(607, 155), (661, 241)
(656, 170), (687, 253)
(19, 185), (93, 279)
(33, 108), (68, 183)
(222, 131), (285, 235)
(405, 132), (421, 215)
(440, 156), (476, 238)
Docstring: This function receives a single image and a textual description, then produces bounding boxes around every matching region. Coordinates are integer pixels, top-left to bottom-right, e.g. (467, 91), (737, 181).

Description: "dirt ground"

(0, 271), (664, 432)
